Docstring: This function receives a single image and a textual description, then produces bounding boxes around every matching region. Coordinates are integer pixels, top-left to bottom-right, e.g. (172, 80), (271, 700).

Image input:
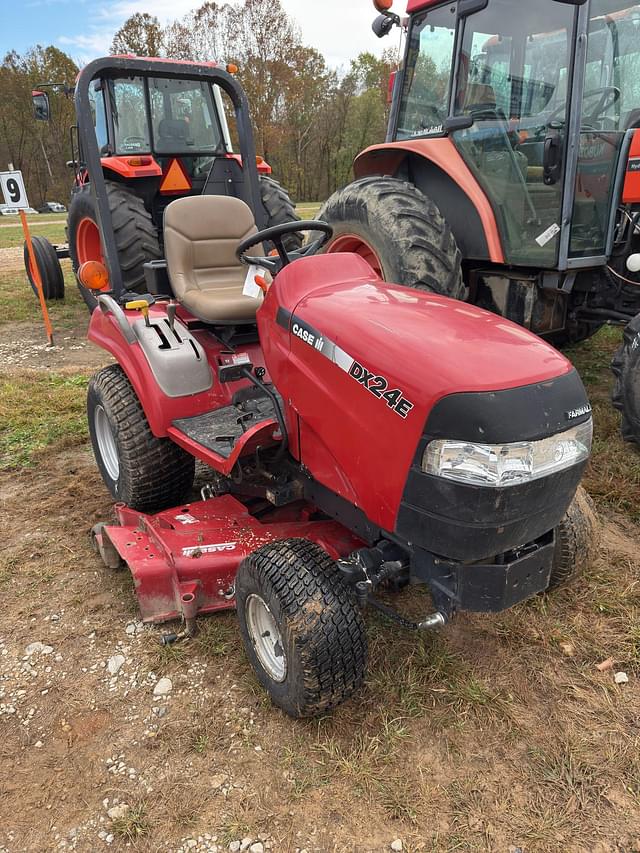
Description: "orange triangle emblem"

(160, 158), (192, 194)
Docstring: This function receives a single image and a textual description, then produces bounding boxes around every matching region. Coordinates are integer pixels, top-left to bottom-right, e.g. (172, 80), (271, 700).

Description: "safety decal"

(278, 308), (415, 418)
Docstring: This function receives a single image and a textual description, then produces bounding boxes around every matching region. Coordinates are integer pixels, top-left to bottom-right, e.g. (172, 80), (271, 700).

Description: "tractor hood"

(259, 253), (590, 558)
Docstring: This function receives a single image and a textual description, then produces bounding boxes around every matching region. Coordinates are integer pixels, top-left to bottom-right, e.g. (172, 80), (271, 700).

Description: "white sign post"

(1, 169), (54, 345)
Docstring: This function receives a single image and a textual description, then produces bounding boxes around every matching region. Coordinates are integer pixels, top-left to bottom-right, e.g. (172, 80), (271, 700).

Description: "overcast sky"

(2, 0), (397, 70)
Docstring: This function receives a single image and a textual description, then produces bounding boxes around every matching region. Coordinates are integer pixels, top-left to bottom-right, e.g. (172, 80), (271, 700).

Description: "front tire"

(236, 539), (368, 717)
(87, 364), (195, 512)
(320, 176), (465, 299)
(547, 486), (598, 592)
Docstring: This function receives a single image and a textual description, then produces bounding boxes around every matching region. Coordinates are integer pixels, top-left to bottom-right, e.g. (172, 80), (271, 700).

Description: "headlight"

(422, 419), (592, 488)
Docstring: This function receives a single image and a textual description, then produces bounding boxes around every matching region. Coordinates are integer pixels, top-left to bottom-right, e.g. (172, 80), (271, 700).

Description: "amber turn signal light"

(78, 260), (109, 291)
(373, 0), (393, 10)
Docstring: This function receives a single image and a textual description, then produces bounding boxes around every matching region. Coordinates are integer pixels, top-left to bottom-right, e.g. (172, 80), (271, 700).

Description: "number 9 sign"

(0, 170), (29, 209)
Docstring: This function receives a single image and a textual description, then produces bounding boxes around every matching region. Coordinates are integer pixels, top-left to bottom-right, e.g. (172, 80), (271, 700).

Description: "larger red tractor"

(320, 0), (640, 446)
(29, 56), (300, 309)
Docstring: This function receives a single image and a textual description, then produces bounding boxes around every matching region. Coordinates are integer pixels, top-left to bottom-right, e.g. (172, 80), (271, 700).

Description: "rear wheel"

(236, 539), (368, 717)
(259, 175), (302, 252)
(547, 486), (598, 592)
(23, 236), (65, 300)
(319, 176), (465, 299)
(611, 313), (640, 446)
(68, 182), (161, 311)
(87, 364), (195, 512)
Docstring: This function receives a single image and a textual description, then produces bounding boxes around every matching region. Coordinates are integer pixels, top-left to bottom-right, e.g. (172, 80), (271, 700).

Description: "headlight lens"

(422, 418), (592, 488)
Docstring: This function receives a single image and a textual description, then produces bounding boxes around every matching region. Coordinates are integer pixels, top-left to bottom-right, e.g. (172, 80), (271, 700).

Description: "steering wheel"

(548, 86), (621, 126)
(236, 220), (334, 273)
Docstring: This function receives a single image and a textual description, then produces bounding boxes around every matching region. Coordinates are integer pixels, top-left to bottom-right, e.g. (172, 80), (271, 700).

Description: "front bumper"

(415, 531), (554, 614)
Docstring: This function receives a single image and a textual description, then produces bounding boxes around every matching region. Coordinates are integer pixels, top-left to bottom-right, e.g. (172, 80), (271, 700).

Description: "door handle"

(543, 127), (563, 186)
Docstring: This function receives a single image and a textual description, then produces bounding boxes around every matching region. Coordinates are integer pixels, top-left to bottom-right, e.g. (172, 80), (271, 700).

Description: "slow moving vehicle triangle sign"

(160, 158), (192, 195)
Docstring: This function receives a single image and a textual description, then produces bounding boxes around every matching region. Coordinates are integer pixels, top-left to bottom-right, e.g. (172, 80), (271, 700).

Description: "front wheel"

(236, 539), (368, 717)
(546, 486), (598, 592)
(87, 364), (195, 512)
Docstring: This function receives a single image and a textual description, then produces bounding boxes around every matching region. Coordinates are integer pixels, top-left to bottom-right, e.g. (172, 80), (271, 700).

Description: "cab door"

(449, 0), (580, 268)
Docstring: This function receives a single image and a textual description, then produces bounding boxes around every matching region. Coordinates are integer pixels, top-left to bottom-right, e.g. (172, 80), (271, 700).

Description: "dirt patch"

(0, 246), (26, 272)
(0, 321), (111, 371)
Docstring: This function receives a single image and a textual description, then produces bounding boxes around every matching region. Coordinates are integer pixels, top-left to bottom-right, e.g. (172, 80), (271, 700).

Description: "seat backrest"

(164, 195), (260, 325)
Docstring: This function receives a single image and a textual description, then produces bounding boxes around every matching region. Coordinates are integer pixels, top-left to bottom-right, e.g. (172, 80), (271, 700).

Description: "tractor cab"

(391, 0), (640, 270)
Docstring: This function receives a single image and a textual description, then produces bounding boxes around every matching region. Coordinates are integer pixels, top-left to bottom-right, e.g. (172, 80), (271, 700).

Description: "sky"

(0, 0), (396, 70)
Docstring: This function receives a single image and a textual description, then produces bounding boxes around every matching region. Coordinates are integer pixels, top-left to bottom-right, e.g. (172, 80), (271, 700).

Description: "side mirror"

(32, 91), (50, 122)
(373, 13), (396, 37)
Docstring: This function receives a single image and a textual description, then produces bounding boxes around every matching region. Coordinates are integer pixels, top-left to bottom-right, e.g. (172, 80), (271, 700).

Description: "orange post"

(20, 209), (54, 346)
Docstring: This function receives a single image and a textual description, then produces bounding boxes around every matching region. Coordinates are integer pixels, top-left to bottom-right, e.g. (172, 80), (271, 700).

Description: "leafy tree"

(111, 13), (164, 57)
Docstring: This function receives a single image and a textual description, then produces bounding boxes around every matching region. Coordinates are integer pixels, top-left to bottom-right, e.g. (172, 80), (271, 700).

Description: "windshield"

(108, 76), (226, 156)
(395, 5), (457, 139)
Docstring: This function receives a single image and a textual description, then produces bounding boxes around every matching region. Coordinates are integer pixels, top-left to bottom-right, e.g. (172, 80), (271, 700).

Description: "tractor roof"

(406, 0), (443, 12)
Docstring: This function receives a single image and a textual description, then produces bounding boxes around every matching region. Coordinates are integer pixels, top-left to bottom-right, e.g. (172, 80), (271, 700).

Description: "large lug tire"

(611, 313), (640, 446)
(68, 182), (161, 311)
(23, 236), (65, 300)
(547, 486), (598, 592)
(259, 175), (302, 252)
(87, 364), (195, 512)
(319, 176), (465, 299)
(236, 539), (368, 718)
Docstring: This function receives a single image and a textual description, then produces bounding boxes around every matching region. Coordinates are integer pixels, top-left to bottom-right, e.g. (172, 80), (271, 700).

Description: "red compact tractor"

(29, 56), (300, 307)
(321, 0), (640, 447)
(78, 58), (596, 717)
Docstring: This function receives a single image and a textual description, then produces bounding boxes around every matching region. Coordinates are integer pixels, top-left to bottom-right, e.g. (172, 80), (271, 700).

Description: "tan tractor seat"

(164, 195), (261, 325)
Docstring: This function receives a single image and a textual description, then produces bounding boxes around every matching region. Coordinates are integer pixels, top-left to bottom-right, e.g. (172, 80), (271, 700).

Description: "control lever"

(166, 300), (177, 334)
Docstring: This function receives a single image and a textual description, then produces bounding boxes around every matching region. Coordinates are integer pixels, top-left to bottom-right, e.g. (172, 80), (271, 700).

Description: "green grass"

(0, 221), (67, 249)
(0, 371), (90, 469)
(0, 267), (86, 328)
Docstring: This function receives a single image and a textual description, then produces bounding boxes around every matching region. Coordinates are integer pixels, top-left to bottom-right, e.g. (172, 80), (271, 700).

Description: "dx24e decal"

(278, 308), (415, 419)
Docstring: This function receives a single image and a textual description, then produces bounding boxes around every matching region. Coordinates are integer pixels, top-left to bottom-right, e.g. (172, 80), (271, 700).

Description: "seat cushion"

(164, 195), (262, 325)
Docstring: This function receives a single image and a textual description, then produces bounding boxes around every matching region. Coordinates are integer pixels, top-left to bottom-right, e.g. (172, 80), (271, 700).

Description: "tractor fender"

(354, 139), (505, 264)
(87, 302), (216, 437)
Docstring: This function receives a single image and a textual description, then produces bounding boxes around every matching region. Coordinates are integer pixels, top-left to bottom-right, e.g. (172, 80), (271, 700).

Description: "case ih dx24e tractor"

(321, 0), (640, 447)
(70, 57), (594, 718)
(29, 56), (300, 307)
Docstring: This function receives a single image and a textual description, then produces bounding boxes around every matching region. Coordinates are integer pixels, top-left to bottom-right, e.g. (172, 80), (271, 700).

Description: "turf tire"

(23, 236), (65, 300)
(547, 486), (598, 592)
(87, 364), (195, 512)
(611, 312), (640, 446)
(236, 539), (368, 717)
(319, 176), (465, 299)
(68, 182), (161, 311)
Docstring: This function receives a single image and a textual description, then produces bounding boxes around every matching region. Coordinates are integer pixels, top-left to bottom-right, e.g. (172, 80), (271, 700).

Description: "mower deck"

(93, 495), (364, 624)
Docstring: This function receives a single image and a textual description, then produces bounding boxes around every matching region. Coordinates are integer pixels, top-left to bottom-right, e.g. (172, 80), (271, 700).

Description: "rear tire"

(236, 539), (368, 717)
(87, 364), (195, 512)
(68, 182), (161, 311)
(320, 176), (465, 299)
(546, 486), (598, 592)
(259, 175), (302, 252)
(611, 313), (640, 446)
(23, 236), (65, 300)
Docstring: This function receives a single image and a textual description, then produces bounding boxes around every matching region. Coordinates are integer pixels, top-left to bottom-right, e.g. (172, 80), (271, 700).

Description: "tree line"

(0, 0), (396, 206)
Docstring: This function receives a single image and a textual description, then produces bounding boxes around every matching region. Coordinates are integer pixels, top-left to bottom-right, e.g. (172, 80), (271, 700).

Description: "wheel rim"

(326, 233), (383, 277)
(94, 404), (119, 481)
(245, 594), (287, 682)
